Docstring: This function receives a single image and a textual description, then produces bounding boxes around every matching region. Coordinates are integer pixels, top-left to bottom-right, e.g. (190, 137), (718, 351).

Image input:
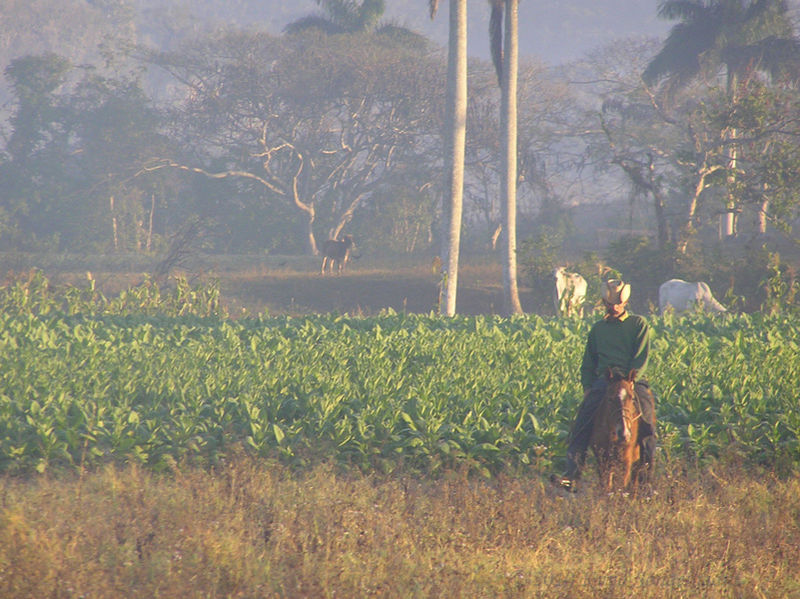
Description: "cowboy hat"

(603, 279), (631, 305)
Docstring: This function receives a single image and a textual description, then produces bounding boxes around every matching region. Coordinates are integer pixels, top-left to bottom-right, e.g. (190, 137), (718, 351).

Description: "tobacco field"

(1, 273), (799, 476)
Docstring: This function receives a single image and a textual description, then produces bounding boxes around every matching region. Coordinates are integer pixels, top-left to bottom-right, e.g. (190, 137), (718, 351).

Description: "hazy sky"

(277, 0), (800, 66)
(279, 1), (672, 65)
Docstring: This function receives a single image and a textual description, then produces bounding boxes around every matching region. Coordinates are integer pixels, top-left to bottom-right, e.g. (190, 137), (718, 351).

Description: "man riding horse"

(554, 279), (657, 491)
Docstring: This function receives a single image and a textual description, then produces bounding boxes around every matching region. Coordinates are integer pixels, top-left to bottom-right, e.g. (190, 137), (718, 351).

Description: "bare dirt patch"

(220, 261), (540, 317)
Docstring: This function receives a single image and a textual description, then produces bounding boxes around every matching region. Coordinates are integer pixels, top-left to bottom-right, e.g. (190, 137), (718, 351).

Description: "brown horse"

(589, 369), (644, 492)
(320, 235), (355, 275)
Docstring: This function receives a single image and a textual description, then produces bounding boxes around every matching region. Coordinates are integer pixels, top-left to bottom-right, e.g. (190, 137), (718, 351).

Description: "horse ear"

(628, 369), (637, 382)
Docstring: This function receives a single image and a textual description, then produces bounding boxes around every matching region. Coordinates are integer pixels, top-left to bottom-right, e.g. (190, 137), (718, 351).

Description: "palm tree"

(287, 0), (428, 43)
(489, 0), (524, 315)
(285, 0), (385, 35)
(430, 0), (468, 316)
(643, 0), (800, 237)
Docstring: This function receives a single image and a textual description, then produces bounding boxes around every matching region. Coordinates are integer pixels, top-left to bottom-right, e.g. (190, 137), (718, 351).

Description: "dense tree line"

(0, 15), (573, 259)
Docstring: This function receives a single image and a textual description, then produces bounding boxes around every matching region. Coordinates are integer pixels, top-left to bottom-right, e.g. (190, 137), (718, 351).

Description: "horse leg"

(605, 467), (614, 492)
(621, 461), (633, 489)
(630, 442), (644, 489)
(623, 441), (641, 489)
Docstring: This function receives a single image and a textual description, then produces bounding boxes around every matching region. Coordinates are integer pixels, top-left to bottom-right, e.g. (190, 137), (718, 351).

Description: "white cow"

(554, 266), (588, 317)
(658, 279), (727, 314)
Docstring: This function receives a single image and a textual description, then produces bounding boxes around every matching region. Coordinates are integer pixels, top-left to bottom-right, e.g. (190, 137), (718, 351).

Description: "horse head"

(605, 367), (637, 384)
(605, 368), (639, 444)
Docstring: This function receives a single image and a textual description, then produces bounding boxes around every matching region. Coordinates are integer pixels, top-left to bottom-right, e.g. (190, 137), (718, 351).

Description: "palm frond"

(283, 15), (346, 35)
(358, 0), (385, 32)
(375, 23), (433, 48)
(657, 0), (711, 22)
(724, 36), (800, 82)
(285, 0), (389, 35)
(643, 20), (716, 86)
(742, 0), (795, 40)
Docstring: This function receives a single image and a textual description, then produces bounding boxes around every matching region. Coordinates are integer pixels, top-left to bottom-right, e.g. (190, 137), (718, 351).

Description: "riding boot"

(555, 387), (604, 490)
(564, 449), (585, 480)
(642, 435), (656, 464)
(550, 450), (584, 492)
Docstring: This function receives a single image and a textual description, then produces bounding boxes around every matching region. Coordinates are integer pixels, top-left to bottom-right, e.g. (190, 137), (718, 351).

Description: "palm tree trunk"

(500, 0), (523, 315)
(147, 194), (155, 252)
(757, 198), (769, 234)
(757, 183), (769, 234)
(441, 0), (468, 316)
(722, 136), (738, 238)
(722, 71), (739, 238)
(110, 195), (119, 252)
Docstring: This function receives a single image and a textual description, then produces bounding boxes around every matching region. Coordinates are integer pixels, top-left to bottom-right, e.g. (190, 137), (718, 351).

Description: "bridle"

(607, 382), (643, 442)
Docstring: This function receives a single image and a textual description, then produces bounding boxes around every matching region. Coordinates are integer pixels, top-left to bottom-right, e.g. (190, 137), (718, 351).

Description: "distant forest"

(1, 0), (799, 309)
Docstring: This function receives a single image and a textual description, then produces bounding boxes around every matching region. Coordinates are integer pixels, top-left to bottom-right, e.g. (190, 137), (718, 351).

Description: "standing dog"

(321, 235), (355, 275)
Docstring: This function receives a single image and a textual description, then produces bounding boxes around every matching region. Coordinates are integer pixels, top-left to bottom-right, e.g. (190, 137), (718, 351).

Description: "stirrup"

(550, 474), (577, 493)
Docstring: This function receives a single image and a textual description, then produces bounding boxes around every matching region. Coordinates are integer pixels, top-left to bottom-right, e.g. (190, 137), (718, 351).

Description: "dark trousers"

(565, 378), (656, 479)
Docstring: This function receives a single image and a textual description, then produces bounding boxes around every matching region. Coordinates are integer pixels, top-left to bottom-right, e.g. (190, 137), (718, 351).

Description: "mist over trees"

(1, 0), (799, 311)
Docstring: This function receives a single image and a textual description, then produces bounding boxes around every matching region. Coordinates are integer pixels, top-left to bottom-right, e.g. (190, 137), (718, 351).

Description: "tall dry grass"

(1, 458), (798, 598)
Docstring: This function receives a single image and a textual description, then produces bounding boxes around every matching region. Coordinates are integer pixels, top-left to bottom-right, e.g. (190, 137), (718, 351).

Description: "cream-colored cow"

(554, 266), (587, 317)
(658, 279), (726, 314)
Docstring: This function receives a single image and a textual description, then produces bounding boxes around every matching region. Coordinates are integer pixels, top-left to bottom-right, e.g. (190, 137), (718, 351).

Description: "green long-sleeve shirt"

(580, 312), (650, 391)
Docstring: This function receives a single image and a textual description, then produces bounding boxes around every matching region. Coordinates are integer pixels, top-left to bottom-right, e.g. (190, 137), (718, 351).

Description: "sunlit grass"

(2, 271), (799, 596)
(1, 458), (798, 598)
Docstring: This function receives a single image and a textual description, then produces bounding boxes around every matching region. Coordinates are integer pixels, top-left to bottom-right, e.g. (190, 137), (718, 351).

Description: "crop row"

(1, 305), (799, 475)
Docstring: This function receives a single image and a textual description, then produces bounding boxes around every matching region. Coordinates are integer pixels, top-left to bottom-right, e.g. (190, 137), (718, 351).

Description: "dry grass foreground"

(1, 459), (798, 598)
